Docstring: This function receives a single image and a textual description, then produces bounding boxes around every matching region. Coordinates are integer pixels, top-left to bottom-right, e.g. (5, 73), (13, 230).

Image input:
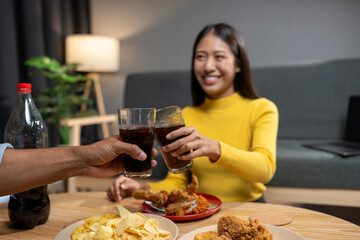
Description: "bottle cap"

(17, 83), (32, 93)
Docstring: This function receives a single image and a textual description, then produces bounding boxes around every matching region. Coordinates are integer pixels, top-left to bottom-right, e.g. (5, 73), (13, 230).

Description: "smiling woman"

(107, 23), (279, 204)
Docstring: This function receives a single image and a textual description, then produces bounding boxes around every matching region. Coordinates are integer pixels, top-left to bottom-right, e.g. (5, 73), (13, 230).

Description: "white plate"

(178, 224), (305, 240)
(54, 213), (178, 240)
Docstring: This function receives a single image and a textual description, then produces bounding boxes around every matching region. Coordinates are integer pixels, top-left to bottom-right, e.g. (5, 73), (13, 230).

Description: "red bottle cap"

(17, 83), (32, 93)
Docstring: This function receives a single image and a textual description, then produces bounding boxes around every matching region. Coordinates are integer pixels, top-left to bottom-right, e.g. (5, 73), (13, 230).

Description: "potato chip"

(147, 218), (159, 228)
(85, 216), (101, 229)
(156, 227), (171, 236)
(141, 236), (157, 240)
(117, 205), (131, 219)
(121, 231), (138, 240)
(116, 217), (130, 235)
(143, 220), (158, 235)
(106, 218), (120, 228)
(134, 212), (147, 219)
(88, 222), (101, 232)
(128, 213), (147, 228)
(126, 227), (144, 236)
(85, 232), (95, 240)
(139, 229), (151, 236)
(93, 225), (113, 240)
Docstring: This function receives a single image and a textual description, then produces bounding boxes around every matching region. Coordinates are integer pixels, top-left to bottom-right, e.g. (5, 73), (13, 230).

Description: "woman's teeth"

(205, 77), (217, 82)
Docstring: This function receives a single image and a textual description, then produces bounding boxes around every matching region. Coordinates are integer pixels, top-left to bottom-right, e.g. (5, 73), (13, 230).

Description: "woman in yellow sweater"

(107, 23), (278, 202)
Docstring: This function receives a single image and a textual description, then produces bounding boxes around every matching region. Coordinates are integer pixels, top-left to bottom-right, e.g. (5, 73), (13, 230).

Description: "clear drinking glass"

(118, 108), (156, 178)
(154, 106), (193, 173)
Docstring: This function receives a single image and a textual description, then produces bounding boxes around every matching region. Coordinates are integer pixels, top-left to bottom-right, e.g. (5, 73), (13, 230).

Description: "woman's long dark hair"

(191, 23), (258, 106)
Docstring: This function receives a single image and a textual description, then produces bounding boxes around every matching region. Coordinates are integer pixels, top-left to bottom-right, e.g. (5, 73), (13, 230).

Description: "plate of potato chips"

(54, 206), (178, 240)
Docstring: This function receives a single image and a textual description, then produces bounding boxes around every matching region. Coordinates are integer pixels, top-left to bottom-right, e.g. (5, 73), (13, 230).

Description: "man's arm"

(0, 146), (83, 195)
(0, 136), (157, 196)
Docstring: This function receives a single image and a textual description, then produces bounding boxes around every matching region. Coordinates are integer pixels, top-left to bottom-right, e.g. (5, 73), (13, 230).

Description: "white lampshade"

(65, 34), (120, 72)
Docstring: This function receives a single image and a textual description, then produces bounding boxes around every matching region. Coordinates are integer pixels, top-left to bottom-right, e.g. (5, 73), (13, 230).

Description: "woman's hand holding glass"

(161, 126), (221, 163)
(154, 106), (193, 173)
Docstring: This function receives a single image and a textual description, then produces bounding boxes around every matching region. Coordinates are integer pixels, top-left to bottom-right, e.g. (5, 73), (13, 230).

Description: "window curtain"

(0, 0), (92, 146)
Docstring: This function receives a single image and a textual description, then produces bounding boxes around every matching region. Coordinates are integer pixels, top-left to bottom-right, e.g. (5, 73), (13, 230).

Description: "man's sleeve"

(0, 143), (13, 165)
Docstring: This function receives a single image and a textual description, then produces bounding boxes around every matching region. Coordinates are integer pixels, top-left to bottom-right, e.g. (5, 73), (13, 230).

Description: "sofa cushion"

(252, 59), (360, 139)
(270, 139), (360, 189)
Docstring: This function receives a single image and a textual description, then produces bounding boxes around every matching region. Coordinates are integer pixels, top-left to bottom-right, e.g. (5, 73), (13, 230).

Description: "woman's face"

(194, 32), (240, 99)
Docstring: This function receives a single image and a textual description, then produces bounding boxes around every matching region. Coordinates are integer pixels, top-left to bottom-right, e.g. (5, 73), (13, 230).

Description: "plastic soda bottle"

(4, 83), (50, 229)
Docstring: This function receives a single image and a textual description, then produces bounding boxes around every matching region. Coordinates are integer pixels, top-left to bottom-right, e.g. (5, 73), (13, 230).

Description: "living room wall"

(90, 0), (360, 114)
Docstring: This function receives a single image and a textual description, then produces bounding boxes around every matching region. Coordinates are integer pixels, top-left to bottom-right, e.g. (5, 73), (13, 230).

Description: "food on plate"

(185, 172), (198, 195)
(217, 215), (273, 240)
(133, 174), (209, 216)
(194, 231), (231, 240)
(167, 188), (198, 203)
(70, 205), (171, 240)
(194, 215), (273, 240)
(133, 189), (169, 207)
(166, 194), (208, 216)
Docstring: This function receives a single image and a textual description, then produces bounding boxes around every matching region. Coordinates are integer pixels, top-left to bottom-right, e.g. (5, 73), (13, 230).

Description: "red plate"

(142, 192), (222, 222)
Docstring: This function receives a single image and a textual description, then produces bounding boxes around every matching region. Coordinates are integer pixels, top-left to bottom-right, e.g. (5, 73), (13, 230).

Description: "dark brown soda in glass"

(155, 124), (192, 172)
(119, 127), (154, 176)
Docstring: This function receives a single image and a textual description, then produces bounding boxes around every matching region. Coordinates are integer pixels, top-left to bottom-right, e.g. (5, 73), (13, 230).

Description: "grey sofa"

(124, 58), (360, 190)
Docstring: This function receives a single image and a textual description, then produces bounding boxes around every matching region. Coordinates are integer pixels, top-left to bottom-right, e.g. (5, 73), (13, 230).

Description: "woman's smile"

(203, 75), (220, 85)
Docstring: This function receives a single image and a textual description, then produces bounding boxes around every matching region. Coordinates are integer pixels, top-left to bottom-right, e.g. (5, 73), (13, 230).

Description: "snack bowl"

(54, 213), (178, 240)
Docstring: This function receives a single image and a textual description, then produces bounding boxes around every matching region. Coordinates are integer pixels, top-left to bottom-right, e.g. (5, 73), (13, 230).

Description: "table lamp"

(65, 34), (120, 138)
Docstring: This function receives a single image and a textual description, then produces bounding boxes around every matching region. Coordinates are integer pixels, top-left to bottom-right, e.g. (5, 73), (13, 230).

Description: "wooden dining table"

(0, 191), (359, 239)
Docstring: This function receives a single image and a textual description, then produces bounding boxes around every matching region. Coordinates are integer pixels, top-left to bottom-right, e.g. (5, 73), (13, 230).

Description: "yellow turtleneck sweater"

(149, 93), (279, 202)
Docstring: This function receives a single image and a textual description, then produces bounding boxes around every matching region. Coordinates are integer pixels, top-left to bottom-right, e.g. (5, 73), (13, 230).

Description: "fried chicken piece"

(168, 189), (198, 203)
(167, 174), (199, 203)
(133, 174), (209, 216)
(165, 195), (209, 216)
(217, 215), (273, 240)
(194, 231), (231, 240)
(133, 174), (198, 206)
(189, 195), (209, 214)
(165, 201), (192, 216)
(187, 174), (199, 194)
(132, 189), (168, 207)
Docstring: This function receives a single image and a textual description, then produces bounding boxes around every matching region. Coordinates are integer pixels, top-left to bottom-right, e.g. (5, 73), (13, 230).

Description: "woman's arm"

(162, 99), (279, 183)
(210, 100), (279, 183)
